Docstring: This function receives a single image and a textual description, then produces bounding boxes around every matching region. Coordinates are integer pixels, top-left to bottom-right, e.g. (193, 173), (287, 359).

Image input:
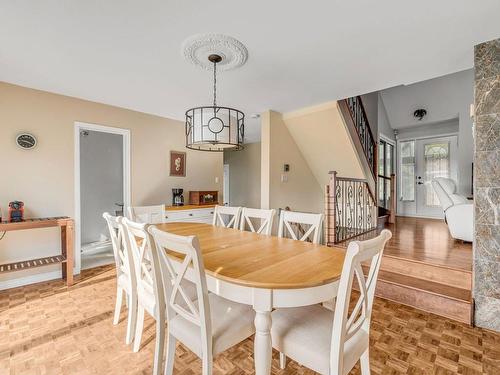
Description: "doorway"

(398, 135), (458, 218)
(74, 122), (130, 273)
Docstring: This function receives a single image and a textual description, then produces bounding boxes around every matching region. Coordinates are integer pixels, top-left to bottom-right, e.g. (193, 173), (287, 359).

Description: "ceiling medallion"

(182, 33), (248, 71)
(184, 35), (247, 152)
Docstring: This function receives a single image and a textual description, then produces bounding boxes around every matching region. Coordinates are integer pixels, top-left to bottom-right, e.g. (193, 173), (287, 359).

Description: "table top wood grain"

(154, 222), (346, 290)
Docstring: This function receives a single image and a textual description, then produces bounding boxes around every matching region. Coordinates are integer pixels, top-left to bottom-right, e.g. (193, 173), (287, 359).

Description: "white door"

(415, 136), (458, 217)
(398, 135), (458, 218)
(223, 164), (230, 206)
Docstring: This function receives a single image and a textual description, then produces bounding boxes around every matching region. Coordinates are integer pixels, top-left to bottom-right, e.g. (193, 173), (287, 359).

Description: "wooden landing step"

(358, 261), (473, 324)
(368, 268), (473, 325)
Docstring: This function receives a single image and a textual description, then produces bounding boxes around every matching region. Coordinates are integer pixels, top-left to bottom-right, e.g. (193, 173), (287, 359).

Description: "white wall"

(396, 119), (459, 140)
(80, 130), (123, 245)
(377, 93), (395, 141)
(380, 69), (474, 195)
(223, 143), (261, 208)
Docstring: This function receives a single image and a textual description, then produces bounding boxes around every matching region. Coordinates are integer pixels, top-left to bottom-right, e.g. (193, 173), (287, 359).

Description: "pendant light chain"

(213, 60), (217, 107)
(185, 53), (244, 152)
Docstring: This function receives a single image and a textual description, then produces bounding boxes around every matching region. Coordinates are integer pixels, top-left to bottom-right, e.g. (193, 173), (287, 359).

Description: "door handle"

(417, 181), (424, 185)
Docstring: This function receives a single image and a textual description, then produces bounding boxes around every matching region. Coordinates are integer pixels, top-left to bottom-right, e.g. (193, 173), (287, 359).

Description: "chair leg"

(279, 352), (286, 369)
(202, 353), (213, 375)
(113, 287), (124, 325)
(360, 348), (370, 375)
(152, 310), (166, 375)
(164, 334), (177, 375)
(125, 293), (137, 345)
(133, 305), (145, 352)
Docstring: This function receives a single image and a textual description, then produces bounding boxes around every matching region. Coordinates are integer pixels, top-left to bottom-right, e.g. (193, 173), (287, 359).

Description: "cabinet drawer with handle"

(165, 208), (214, 223)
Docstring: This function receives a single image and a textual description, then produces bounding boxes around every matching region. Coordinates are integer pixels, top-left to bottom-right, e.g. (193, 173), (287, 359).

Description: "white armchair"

(431, 177), (473, 242)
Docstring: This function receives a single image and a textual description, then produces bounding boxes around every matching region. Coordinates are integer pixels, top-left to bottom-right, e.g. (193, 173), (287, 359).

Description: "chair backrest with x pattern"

(103, 213), (134, 281)
(127, 205), (166, 224)
(278, 210), (324, 244)
(239, 208), (276, 235)
(329, 229), (392, 375)
(123, 218), (164, 310)
(149, 226), (212, 358)
(212, 205), (242, 229)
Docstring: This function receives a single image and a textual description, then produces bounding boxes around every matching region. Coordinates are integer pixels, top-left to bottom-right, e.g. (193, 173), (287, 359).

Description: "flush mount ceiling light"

(413, 108), (427, 121)
(183, 34), (247, 152)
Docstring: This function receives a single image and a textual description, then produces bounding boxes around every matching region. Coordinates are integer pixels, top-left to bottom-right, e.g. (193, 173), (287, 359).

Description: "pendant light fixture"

(185, 54), (244, 151)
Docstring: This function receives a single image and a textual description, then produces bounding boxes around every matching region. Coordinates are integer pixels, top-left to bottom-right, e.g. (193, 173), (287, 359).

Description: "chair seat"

(169, 293), (255, 357)
(271, 304), (368, 375)
(117, 273), (132, 292)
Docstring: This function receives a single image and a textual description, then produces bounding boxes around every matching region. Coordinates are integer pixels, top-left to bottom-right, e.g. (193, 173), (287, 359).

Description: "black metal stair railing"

(325, 171), (377, 244)
(344, 96), (376, 178)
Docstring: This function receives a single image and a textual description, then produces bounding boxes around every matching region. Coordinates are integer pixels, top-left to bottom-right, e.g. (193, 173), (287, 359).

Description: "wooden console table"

(0, 217), (74, 286)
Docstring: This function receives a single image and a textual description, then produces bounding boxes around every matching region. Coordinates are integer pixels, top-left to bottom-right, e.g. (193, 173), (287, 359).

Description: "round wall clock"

(16, 133), (37, 149)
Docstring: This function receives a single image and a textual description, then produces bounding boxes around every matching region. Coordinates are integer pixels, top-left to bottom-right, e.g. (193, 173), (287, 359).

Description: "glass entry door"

(398, 135), (458, 218)
(415, 136), (458, 217)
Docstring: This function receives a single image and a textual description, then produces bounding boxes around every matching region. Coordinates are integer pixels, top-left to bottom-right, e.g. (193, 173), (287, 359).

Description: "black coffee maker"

(172, 189), (184, 206)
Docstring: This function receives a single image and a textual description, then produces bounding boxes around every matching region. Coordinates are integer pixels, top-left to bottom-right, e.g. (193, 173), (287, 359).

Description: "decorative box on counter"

(189, 191), (218, 205)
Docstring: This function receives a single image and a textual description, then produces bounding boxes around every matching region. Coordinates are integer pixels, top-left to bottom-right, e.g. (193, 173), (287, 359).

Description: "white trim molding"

(74, 121), (131, 274)
(0, 270), (62, 291)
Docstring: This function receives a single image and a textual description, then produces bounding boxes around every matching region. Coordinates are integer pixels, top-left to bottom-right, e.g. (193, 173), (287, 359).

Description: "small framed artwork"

(170, 151), (186, 177)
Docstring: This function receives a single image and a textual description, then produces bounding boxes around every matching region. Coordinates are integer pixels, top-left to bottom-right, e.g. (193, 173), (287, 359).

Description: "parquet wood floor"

(1, 265), (498, 375)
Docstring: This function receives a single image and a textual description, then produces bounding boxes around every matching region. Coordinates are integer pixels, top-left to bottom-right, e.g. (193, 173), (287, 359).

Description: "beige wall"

(223, 143), (261, 208)
(0, 82), (222, 286)
(261, 110), (324, 215)
(283, 102), (364, 188)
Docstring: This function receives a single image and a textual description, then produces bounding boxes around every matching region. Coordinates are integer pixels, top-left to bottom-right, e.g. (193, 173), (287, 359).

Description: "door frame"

(396, 132), (458, 218)
(378, 135), (396, 210)
(74, 121), (131, 274)
(223, 164), (230, 206)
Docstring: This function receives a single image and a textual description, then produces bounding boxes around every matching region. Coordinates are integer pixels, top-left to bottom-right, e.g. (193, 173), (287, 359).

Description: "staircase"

(325, 95), (473, 325)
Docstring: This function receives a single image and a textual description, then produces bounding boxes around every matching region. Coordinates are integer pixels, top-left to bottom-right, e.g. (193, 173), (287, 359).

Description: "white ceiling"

(380, 69), (473, 129)
(1, 1), (499, 142)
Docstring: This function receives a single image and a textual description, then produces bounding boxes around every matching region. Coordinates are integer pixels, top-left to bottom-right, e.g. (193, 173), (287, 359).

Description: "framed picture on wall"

(170, 151), (186, 177)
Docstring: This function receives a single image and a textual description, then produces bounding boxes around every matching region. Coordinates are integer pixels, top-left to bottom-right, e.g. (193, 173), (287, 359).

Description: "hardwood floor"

(382, 216), (472, 272)
(342, 216), (474, 323)
(1, 265), (499, 374)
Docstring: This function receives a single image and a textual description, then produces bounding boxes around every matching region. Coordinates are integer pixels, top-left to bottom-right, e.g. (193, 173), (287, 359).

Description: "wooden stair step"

(377, 214), (389, 227)
(362, 267), (473, 324)
(378, 255), (472, 291)
(375, 269), (471, 302)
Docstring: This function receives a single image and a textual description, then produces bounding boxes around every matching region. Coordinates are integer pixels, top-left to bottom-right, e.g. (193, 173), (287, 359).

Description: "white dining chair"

(149, 226), (256, 375)
(103, 213), (137, 345)
(212, 205), (242, 229)
(122, 218), (166, 375)
(127, 205), (166, 224)
(278, 210), (324, 244)
(239, 207), (276, 235)
(271, 229), (392, 375)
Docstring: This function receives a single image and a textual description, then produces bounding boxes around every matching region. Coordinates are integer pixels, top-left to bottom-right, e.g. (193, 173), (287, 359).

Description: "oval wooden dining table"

(154, 222), (346, 375)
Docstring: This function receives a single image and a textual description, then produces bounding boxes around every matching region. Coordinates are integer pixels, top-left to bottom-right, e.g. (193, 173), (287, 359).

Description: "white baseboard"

(0, 268), (80, 291)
